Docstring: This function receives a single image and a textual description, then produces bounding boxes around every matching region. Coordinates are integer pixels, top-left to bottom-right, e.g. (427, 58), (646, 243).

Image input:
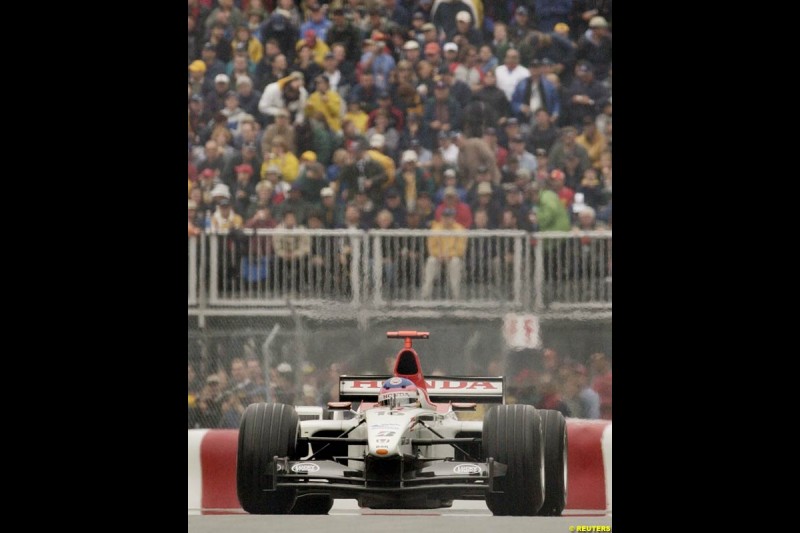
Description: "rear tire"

(537, 409), (567, 516)
(237, 403), (299, 514)
(290, 494), (334, 514)
(482, 404), (544, 516)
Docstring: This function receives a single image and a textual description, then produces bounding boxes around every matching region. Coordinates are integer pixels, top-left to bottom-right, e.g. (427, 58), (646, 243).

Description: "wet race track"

(188, 500), (612, 533)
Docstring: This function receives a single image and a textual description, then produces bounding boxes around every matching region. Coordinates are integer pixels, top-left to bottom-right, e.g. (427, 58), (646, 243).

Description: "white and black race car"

(236, 330), (567, 515)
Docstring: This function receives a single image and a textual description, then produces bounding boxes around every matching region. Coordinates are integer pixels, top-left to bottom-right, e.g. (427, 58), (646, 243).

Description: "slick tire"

(537, 409), (568, 516)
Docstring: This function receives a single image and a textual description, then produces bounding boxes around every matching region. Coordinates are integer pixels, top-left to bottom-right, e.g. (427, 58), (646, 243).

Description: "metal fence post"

(188, 236), (197, 306)
(513, 234), (522, 307)
(533, 233), (544, 312)
(209, 232), (218, 304)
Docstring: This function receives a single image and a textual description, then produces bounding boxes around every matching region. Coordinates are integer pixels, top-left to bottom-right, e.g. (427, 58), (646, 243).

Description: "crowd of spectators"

(188, 345), (612, 428)
(189, 0), (612, 243)
(188, 0), (612, 427)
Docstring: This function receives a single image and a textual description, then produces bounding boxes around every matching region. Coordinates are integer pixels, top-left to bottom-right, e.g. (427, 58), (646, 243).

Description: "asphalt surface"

(188, 500), (612, 533)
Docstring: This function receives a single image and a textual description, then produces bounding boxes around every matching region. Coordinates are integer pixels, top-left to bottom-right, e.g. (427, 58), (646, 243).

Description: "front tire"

(237, 403), (299, 514)
(482, 404), (544, 516)
(537, 409), (567, 515)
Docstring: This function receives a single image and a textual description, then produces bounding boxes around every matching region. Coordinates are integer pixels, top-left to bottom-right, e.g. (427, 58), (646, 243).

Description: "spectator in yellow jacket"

(305, 74), (343, 134)
(575, 116), (608, 170)
(421, 208), (467, 299)
(231, 25), (263, 66)
(367, 133), (396, 188)
(261, 135), (300, 183)
(297, 29), (331, 66)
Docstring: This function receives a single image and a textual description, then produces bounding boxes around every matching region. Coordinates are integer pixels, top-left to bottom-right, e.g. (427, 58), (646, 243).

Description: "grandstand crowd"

(189, 0), (611, 240)
(188, 0), (612, 426)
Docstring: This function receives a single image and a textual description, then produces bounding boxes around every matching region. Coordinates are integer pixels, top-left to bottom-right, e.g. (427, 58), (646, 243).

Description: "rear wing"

(339, 376), (505, 404)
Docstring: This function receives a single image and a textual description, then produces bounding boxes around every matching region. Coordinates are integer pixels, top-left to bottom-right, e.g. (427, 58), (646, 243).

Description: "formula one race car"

(236, 330), (567, 516)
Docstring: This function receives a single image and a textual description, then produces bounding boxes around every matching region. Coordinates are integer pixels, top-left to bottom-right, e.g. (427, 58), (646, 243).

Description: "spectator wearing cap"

(508, 133), (538, 175)
(197, 168), (220, 207)
(350, 71), (380, 114)
(326, 7), (362, 65)
(468, 178), (503, 228)
(336, 140), (389, 205)
(435, 183), (473, 229)
(561, 61), (609, 127)
(489, 23), (513, 71)
(294, 161), (328, 208)
(233, 76), (263, 124)
(470, 68), (512, 132)
(495, 49), (531, 102)
(533, 174), (571, 232)
(206, 73), (232, 115)
(297, 28), (331, 68)
(201, 40), (228, 84)
(262, 108), (296, 156)
(231, 163), (257, 214)
(221, 90), (249, 136)
(359, 31), (396, 91)
(189, 60), (215, 100)
(448, 10), (483, 47)
(258, 8), (299, 65)
(508, 6), (536, 46)
(366, 133), (397, 184)
(231, 24), (263, 66)
(300, 3), (331, 42)
(401, 40), (422, 68)
(511, 57), (561, 128)
(576, 16), (611, 81)
(396, 116), (427, 162)
(530, 31), (577, 83)
(381, 188), (408, 228)
(321, 51), (347, 97)
(421, 205), (468, 300)
(207, 18), (235, 64)
(241, 206), (276, 288)
(396, 149), (436, 212)
(568, 1), (611, 40)
(527, 108), (560, 154)
(476, 44), (499, 77)
(211, 194), (244, 233)
(548, 168), (575, 213)
(293, 39), (324, 92)
(367, 90), (405, 132)
(502, 183), (534, 231)
(436, 130), (460, 167)
(189, 94), (212, 145)
(262, 135), (300, 183)
(390, 63), (424, 117)
(423, 81), (463, 151)
(438, 61), (472, 104)
(304, 74), (344, 133)
(258, 72), (309, 126)
(274, 181), (312, 224)
(548, 126), (591, 177)
(318, 186), (338, 228)
(272, 208), (311, 294)
(575, 115), (608, 169)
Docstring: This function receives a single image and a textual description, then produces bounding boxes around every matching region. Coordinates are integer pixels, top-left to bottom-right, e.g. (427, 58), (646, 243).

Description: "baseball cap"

(215, 73), (230, 84)
(424, 42), (440, 55)
(235, 163), (253, 174)
(370, 133), (386, 148)
(515, 6), (529, 16)
(422, 23), (436, 32)
(206, 375), (220, 383)
(188, 200), (198, 210)
(190, 94), (203, 102)
(477, 182), (492, 195)
(385, 188), (400, 198)
(506, 118), (519, 126)
(403, 40), (420, 50)
(401, 150), (418, 163)
(456, 11), (471, 23)
(300, 150), (317, 161)
(443, 42), (458, 53)
(444, 168), (457, 178)
(510, 134), (525, 143)
(554, 22), (570, 33)
(218, 197), (232, 206)
(188, 60), (206, 73)
(529, 58), (543, 67)
(550, 169), (566, 182)
(265, 164), (281, 174)
(236, 75), (253, 87)
(320, 187), (334, 198)
(589, 16), (609, 29)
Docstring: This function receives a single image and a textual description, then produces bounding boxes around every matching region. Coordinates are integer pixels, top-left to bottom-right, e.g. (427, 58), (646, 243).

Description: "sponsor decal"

(388, 377), (404, 385)
(291, 463), (320, 473)
(368, 424), (401, 430)
(453, 464), (482, 474)
(376, 438), (390, 444)
(376, 431), (396, 437)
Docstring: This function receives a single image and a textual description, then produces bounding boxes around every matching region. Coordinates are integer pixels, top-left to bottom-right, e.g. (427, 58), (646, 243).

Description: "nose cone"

(366, 408), (413, 457)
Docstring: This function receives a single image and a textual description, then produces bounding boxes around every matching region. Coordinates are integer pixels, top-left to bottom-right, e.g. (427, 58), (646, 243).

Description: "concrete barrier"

(188, 418), (612, 511)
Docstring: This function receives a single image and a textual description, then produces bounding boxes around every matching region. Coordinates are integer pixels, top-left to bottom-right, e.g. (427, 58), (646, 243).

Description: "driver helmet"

(378, 377), (419, 408)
